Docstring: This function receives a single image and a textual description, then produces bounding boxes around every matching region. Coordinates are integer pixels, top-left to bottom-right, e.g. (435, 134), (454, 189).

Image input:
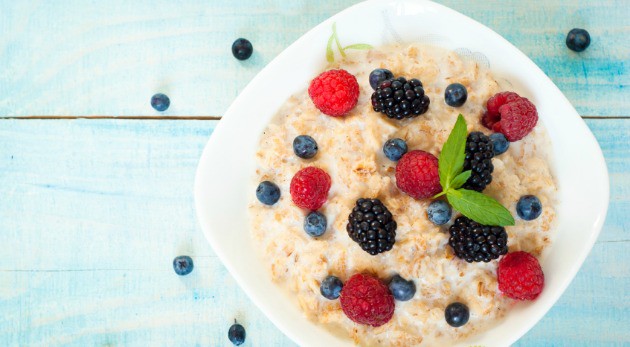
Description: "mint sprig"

(326, 23), (373, 63)
(438, 114), (467, 192)
(435, 114), (515, 226)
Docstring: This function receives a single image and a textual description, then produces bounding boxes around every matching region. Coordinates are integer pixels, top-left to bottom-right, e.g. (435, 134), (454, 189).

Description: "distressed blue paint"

(0, 118), (628, 346)
(0, 0), (627, 117)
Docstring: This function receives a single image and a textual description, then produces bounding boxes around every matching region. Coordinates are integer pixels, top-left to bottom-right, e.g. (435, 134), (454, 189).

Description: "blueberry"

(256, 181), (280, 205)
(517, 195), (542, 221)
(228, 321), (246, 346)
(232, 38), (253, 60)
(389, 275), (416, 301)
(293, 135), (318, 159)
(383, 138), (408, 161)
(173, 255), (193, 276)
(150, 93), (170, 112)
(304, 211), (327, 237)
(427, 200), (452, 225)
(320, 275), (343, 300)
(369, 68), (394, 90)
(489, 132), (509, 155)
(445, 302), (469, 327)
(444, 83), (467, 107)
(566, 28), (591, 52)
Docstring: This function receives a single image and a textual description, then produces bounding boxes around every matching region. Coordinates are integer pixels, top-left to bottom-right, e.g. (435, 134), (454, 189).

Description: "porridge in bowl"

(249, 44), (557, 346)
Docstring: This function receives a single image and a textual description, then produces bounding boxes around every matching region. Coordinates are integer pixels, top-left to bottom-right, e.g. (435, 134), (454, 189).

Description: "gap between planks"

(0, 115), (628, 120)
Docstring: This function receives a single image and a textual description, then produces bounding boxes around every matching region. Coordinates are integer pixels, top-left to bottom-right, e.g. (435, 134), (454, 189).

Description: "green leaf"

(343, 43), (373, 50)
(332, 23), (346, 58)
(438, 114), (467, 190)
(446, 189), (515, 226)
(326, 32), (335, 62)
(450, 170), (472, 190)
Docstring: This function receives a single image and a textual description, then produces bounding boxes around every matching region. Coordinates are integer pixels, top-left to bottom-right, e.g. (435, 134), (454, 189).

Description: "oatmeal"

(249, 44), (557, 346)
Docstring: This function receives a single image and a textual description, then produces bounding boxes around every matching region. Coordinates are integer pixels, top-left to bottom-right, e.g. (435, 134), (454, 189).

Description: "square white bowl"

(194, 1), (609, 345)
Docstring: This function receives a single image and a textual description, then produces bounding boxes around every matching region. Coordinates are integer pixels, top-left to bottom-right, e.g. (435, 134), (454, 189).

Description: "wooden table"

(1, 1), (627, 346)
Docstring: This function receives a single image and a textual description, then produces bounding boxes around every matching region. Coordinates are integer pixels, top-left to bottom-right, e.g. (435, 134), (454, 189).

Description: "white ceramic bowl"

(194, 1), (609, 345)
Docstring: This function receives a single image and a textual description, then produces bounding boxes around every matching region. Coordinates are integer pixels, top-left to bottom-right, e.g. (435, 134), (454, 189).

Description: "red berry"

(497, 251), (545, 300)
(308, 69), (359, 117)
(482, 92), (538, 142)
(290, 167), (331, 210)
(395, 150), (441, 199)
(339, 274), (395, 327)
(483, 92), (520, 127)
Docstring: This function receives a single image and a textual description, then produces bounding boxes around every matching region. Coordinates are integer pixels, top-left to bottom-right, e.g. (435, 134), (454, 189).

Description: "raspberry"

(290, 167), (331, 210)
(497, 251), (545, 300)
(308, 69), (359, 117)
(484, 92), (520, 126)
(482, 92), (538, 142)
(339, 274), (395, 327)
(395, 150), (441, 199)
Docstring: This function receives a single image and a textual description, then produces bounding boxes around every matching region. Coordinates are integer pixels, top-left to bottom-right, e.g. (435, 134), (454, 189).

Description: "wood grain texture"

(0, 118), (628, 346)
(0, 0), (627, 117)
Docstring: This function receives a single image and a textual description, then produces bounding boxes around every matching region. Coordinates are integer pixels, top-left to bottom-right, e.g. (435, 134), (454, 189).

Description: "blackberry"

(371, 77), (430, 120)
(463, 131), (494, 192)
(346, 198), (397, 255)
(448, 216), (508, 263)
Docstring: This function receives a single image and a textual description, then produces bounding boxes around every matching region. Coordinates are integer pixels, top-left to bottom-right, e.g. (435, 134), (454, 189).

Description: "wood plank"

(0, 118), (627, 345)
(0, 0), (627, 117)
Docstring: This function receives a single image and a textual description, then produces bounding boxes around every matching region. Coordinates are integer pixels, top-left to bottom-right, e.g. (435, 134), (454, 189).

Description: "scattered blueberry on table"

(383, 138), (408, 161)
(150, 93), (170, 112)
(304, 211), (327, 237)
(566, 28), (591, 52)
(173, 255), (194, 276)
(489, 132), (510, 155)
(427, 200), (452, 225)
(445, 302), (470, 327)
(228, 321), (246, 346)
(320, 275), (343, 300)
(388, 275), (416, 301)
(256, 181), (280, 205)
(232, 38), (253, 60)
(369, 68), (394, 90)
(293, 135), (318, 159)
(444, 83), (468, 107)
(517, 195), (543, 220)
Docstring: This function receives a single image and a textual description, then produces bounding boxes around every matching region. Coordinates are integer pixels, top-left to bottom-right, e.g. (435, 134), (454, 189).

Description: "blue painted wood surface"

(0, 0), (628, 346)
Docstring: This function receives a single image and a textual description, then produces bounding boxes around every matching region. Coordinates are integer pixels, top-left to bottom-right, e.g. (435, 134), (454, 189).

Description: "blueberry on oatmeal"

(389, 275), (416, 301)
(304, 211), (327, 237)
(383, 138), (408, 161)
(293, 135), (318, 159)
(256, 181), (281, 205)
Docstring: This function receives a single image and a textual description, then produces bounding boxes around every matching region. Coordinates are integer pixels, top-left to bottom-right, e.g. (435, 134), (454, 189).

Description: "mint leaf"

(450, 170), (472, 190)
(326, 32), (335, 62)
(446, 189), (515, 226)
(343, 43), (373, 50)
(438, 114), (467, 190)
